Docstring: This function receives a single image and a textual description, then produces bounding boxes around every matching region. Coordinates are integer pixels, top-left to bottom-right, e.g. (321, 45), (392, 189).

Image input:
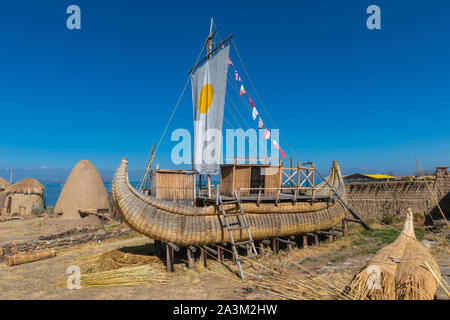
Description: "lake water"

(43, 181), (141, 207)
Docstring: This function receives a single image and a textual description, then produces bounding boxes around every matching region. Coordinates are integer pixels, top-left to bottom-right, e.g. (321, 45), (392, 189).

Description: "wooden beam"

(188, 34), (233, 74)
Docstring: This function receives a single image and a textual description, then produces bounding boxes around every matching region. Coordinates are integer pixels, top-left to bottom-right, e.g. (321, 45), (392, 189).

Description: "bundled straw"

(349, 209), (442, 300)
(56, 249), (167, 288)
(83, 250), (160, 273)
(79, 265), (167, 287)
(395, 211), (441, 300)
(5, 249), (56, 267)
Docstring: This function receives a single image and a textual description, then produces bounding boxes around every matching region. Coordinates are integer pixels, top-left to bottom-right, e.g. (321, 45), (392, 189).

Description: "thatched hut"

(54, 160), (111, 219)
(0, 177), (10, 210)
(2, 178), (44, 218)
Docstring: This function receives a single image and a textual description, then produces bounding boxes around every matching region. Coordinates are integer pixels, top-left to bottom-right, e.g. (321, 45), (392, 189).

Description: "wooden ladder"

(217, 190), (259, 280)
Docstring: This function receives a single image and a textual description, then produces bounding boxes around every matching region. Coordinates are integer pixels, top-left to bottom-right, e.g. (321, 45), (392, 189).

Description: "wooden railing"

(222, 157), (282, 165)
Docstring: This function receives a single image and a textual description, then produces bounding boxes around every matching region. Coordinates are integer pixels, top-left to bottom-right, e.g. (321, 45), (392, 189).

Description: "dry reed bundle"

(349, 209), (442, 300)
(348, 211), (415, 300)
(84, 249), (160, 273)
(348, 235), (411, 299)
(395, 236), (441, 300)
(57, 249), (167, 288)
(5, 249), (56, 267)
(79, 265), (167, 287)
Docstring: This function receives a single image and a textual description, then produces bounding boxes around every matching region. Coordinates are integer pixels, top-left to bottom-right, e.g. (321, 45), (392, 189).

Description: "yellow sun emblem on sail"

(198, 84), (214, 114)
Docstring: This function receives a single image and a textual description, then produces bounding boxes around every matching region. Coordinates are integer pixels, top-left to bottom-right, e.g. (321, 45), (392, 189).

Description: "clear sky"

(0, 0), (449, 180)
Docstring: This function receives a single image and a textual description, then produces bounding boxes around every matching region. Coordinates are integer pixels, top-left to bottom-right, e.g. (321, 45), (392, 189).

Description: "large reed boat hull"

(112, 158), (347, 246)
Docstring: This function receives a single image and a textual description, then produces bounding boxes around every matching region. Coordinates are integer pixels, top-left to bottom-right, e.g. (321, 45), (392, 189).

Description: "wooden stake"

(217, 247), (224, 262)
(259, 242), (265, 256)
(207, 175), (211, 198)
(302, 234), (308, 248)
(314, 233), (319, 246)
(272, 238), (278, 254)
(342, 219), (348, 237)
(200, 247), (207, 268)
(166, 244), (175, 272)
(187, 247), (194, 269)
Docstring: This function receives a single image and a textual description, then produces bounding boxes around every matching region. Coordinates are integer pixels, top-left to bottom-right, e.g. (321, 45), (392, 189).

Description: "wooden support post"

(166, 243), (175, 272)
(328, 232), (333, 242)
(217, 246), (224, 262)
(342, 219), (348, 237)
(302, 234), (308, 248)
(199, 175), (202, 195)
(258, 242), (265, 256)
(314, 233), (319, 246)
(257, 187), (262, 206)
(193, 173), (196, 201)
(187, 247), (194, 269)
(287, 242), (293, 252)
(200, 247), (207, 268)
(207, 175), (211, 198)
(272, 238), (278, 254)
(287, 236), (295, 251)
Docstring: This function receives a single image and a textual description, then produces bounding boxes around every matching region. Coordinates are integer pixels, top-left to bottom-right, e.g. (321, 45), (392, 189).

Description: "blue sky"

(0, 0), (449, 181)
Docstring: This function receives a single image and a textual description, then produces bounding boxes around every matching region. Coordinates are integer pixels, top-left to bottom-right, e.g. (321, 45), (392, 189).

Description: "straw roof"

(0, 177), (10, 191)
(6, 178), (44, 195)
(54, 160), (111, 219)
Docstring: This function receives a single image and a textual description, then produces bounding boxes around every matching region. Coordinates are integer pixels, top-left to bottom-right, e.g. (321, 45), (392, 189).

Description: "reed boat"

(113, 158), (347, 246)
(112, 20), (354, 252)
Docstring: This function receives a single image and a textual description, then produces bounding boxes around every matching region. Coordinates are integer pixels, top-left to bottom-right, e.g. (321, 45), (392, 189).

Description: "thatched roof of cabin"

(6, 178), (44, 195)
(54, 160), (111, 219)
(0, 177), (10, 191)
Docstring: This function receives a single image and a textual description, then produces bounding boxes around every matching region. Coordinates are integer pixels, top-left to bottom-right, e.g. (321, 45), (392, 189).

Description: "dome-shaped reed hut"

(1, 178), (44, 218)
(54, 160), (111, 219)
(0, 177), (10, 211)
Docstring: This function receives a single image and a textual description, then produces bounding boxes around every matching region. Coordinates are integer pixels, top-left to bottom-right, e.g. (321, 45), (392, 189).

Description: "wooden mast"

(206, 18), (214, 199)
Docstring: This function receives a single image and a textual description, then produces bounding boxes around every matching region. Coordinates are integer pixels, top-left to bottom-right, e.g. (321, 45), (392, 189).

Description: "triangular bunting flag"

(258, 118), (264, 129)
(263, 128), (270, 139)
(227, 58), (232, 66)
(235, 71), (239, 81)
(252, 107), (258, 120)
(240, 85), (246, 96)
(273, 140), (286, 159)
(248, 95), (255, 108)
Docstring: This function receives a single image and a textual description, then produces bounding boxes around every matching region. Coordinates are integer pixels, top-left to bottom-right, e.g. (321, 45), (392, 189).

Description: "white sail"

(191, 45), (229, 174)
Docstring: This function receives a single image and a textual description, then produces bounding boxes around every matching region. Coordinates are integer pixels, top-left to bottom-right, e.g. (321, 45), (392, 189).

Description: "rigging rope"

(230, 39), (302, 161)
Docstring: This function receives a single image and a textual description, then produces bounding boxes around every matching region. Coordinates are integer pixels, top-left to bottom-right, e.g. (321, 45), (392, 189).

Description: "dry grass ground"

(0, 216), (102, 244)
(0, 218), (448, 300)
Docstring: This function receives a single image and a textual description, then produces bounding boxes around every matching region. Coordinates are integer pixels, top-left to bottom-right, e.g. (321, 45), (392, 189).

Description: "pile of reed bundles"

(5, 249), (56, 267)
(349, 209), (442, 300)
(56, 249), (168, 288)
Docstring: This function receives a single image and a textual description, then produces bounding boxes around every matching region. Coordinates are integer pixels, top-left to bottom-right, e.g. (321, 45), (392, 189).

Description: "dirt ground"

(0, 216), (102, 244)
(0, 219), (448, 300)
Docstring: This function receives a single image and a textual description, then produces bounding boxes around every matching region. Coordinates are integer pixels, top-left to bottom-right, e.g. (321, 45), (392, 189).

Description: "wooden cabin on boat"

(147, 157), (326, 206)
